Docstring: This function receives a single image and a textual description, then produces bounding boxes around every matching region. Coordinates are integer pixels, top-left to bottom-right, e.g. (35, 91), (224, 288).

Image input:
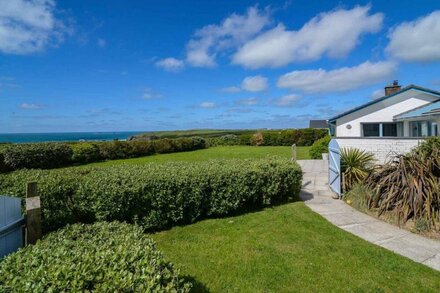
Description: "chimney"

(384, 80), (401, 96)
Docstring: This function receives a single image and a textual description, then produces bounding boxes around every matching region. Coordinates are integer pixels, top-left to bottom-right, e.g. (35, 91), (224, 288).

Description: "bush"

(251, 132), (264, 146)
(0, 152), (9, 173)
(367, 150), (440, 225)
(0, 158), (302, 232)
(71, 143), (101, 164)
(309, 135), (331, 159)
(343, 183), (373, 213)
(0, 222), (191, 292)
(3, 143), (73, 170)
(340, 148), (375, 192)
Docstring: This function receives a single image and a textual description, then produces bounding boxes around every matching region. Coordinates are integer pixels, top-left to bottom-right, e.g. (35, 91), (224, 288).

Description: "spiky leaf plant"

(340, 148), (375, 192)
(367, 150), (440, 227)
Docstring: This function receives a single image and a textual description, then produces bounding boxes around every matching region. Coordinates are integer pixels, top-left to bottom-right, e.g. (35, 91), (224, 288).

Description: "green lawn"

(152, 202), (440, 292)
(85, 146), (310, 167)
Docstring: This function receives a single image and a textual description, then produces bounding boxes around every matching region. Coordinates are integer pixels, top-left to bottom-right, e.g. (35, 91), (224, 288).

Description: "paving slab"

(297, 159), (440, 272)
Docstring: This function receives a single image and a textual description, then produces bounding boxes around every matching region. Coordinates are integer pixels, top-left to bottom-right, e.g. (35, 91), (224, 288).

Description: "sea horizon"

(0, 131), (145, 143)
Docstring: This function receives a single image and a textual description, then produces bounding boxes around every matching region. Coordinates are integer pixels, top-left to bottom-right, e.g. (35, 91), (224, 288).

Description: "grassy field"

(85, 146), (310, 167)
(153, 202), (440, 292)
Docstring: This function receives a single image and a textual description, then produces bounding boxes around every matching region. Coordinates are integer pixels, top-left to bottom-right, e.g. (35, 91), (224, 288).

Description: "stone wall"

(334, 138), (424, 163)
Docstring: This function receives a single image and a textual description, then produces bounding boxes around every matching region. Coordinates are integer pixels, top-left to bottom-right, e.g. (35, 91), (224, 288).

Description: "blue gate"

(0, 196), (25, 258)
(328, 139), (341, 197)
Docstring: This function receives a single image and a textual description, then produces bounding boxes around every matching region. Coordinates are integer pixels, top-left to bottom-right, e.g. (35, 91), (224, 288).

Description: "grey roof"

(394, 100), (440, 121)
(328, 85), (440, 123)
(309, 120), (328, 128)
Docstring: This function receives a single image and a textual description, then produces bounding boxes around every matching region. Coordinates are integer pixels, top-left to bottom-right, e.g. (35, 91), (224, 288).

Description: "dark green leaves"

(0, 222), (191, 292)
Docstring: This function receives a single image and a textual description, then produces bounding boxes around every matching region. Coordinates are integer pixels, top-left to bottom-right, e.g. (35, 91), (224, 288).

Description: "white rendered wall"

(335, 138), (423, 163)
(335, 90), (438, 137)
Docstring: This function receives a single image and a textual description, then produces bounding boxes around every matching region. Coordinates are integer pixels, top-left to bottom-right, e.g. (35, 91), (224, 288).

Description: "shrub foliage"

(309, 135), (331, 159)
(367, 138), (440, 226)
(0, 158), (302, 232)
(0, 137), (207, 171)
(0, 222), (191, 292)
(2, 143), (73, 170)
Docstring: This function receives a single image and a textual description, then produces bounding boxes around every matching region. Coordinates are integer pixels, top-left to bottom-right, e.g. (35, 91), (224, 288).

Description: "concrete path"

(297, 159), (440, 271)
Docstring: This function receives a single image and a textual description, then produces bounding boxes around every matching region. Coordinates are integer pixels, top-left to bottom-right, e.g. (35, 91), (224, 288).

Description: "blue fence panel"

(0, 195), (25, 258)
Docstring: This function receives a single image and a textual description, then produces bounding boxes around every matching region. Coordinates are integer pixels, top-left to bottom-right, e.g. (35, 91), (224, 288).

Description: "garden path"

(297, 159), (440, 271)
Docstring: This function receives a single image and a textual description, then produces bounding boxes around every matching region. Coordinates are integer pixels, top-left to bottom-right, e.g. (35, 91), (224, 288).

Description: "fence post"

(291, 144), (297, 161)
(26, 182), (42, 245)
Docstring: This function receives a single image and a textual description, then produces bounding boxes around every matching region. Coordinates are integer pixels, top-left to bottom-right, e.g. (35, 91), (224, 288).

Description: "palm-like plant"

(340, 148), (375, 192)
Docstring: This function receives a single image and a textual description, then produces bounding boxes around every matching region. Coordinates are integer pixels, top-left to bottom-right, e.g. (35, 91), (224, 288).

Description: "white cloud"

(273, 94), (301, 107)
(386, 11), (440, 62)
(155, 57), (185, 72)
(277, 61), (397, 94)
(199, 101), (216, 109)
(0, 0), (69, 54)
(186, 6), (270, 67)
(371, 89), (383, 100)
(142, 88), (161, 100)
(221, 86), (241, 93)
(236, 97), (259, 106)
(233, 5), (383, 69)
(241, 75), (268, 92)
(19, 103), (43, 109)
(97, 38), (106, 47)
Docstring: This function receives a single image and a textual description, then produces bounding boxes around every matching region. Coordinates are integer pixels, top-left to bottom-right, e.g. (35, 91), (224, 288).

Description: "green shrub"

(0, 158), (302, 232)
(340, 148), (374, 192)
(0, 222), (191, 292)
(131, 141), (155, 157)
(153, 138), (175, 154)
(98, 140), (135, 160)
(0, 152), (9, 173)
(343, 183), (372, 212)
(309, 136), (331, 159)
(3, 143), (73, 170)
(71, 142), (102, 164)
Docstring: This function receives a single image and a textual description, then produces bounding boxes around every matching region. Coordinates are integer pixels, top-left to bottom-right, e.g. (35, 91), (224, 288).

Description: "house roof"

(327, 85), (440, 123)
(309, 120), (328, 128)
(394, 100), (440, 121)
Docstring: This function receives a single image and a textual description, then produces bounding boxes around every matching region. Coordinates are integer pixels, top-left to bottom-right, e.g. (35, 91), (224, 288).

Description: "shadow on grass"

(183, 275), (210, 293)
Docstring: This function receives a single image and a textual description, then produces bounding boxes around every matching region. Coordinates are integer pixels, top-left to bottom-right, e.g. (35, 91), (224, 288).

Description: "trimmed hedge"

(2, 143), (73, 170)
(0, 222), (191, 292)
(309, 135), (331, 159)
(207, 128), (328, 147)
(0, 137), (207, 171)
(0, 158), (302, 232)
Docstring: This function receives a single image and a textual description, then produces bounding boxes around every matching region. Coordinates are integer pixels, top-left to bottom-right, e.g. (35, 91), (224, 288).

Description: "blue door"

(0, 196), (25, 258)
(328, 139), (341, 197)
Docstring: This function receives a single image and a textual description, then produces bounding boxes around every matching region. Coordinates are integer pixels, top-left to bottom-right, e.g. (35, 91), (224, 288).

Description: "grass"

(85, 146), (310, 167)
(152, 202), (440, 292)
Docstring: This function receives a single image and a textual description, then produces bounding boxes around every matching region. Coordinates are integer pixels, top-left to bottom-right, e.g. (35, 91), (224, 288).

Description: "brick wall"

(334, 138), (424, 163)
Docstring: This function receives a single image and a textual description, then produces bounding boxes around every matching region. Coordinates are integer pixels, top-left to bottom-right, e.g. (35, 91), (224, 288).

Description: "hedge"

(0, 222), (191, 292)
(0, 137), (207, 172)
(0, 158), (302, 232)
(207, 128), (328, 147)
(309, 135), (331, 159)
(2, 143), (73, 170)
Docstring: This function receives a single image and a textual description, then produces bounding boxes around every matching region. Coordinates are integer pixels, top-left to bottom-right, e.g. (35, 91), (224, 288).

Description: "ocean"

(0, 131), (144, 143)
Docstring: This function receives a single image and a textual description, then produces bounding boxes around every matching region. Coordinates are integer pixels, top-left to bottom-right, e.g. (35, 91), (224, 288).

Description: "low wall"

(334, 137), (424, 163)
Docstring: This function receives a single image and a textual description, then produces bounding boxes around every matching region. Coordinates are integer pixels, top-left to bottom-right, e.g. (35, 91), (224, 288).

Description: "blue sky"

(0, 0), (439, 133)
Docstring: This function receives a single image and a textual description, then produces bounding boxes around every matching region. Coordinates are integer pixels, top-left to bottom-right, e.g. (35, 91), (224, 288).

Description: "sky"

(0, 0), (439, 133)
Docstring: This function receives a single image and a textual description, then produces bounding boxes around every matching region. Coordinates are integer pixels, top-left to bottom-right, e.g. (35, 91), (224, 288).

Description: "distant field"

(84, 146), (310, 167)
(134, 129), (258, 139)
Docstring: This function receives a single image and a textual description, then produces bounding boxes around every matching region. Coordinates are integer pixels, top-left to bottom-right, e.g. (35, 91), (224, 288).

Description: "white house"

(326, 81), (440, 195)
(328, 81), (440, 138)
(327, 82), (440, 164)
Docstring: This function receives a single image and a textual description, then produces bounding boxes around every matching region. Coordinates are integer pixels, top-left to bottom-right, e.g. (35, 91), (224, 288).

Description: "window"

(382, 123), (397, 137)
(410, 120), (438, 137)
(362, 123), (379, 137)
(362, 122), (403, 137)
